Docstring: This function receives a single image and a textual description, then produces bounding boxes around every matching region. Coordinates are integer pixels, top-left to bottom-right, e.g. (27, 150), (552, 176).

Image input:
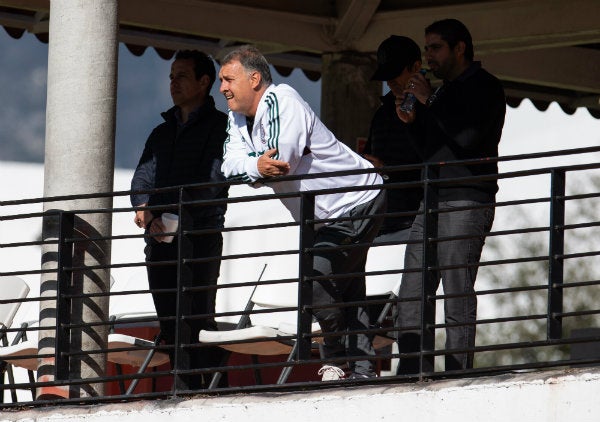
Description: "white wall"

(4, 367), (600, 422)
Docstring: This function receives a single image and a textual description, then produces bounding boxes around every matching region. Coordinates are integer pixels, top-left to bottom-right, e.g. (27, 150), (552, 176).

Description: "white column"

(38, 0), (118, 399)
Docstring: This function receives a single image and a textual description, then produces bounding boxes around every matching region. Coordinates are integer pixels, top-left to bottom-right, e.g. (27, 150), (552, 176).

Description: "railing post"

(174, 188), (195, 392)
(55, 211), (74, 380)
(548, 169), (565, 339)
(420, 164), (438, 374)
(297, 192), (316, 360)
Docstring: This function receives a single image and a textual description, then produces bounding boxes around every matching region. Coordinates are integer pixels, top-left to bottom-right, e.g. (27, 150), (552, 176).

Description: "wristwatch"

(426, 86), (442, 107)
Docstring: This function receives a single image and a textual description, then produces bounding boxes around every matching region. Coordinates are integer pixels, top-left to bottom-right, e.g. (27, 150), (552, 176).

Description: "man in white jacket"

(220, 45), (385, 380)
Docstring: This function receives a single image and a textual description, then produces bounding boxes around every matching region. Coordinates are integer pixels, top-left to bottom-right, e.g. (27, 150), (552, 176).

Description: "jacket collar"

(161, 95), (216, 124)
(448, 61), (481, 84)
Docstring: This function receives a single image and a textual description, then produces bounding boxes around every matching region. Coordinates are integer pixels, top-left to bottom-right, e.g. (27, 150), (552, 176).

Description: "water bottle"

(399, 69), (427, 113)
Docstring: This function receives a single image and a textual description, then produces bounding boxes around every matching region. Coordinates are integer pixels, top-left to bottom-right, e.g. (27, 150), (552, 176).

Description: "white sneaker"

(318, 365), (346, 381)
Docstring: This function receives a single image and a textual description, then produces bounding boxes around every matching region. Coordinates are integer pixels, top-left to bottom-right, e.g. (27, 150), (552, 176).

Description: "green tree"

(474, 173), (600, 368)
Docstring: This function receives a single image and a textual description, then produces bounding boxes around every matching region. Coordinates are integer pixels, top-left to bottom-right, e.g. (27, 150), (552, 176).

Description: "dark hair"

(221, 45), (273, 86)
(174, 50), (217, 91)
(371, 35), (422, 81)
(425, 18), (474, 61)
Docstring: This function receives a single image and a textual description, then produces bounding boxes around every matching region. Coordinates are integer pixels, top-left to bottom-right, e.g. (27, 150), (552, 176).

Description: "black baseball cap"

(371, 35), (422, 81)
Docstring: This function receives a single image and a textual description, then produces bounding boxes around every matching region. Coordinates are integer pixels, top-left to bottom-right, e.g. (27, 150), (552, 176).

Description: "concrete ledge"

(3, 368), (600, 422)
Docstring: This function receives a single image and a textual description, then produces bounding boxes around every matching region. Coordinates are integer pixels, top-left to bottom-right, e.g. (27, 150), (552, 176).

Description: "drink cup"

(161, 213), (179, 243)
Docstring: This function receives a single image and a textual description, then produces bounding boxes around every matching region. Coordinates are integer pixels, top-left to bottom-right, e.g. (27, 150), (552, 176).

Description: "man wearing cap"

(364, 35), (424, 244)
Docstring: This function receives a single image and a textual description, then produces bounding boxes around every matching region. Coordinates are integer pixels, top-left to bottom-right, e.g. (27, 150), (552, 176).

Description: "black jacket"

(130, 96), (229, 228)
(415, 62), (506, 203)
(365, 91), (423, 233)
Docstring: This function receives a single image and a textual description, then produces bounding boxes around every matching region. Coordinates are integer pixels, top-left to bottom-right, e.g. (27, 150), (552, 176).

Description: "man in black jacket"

(365, 35), (424, 243)
(395, 19), (506, 373)
(130, 50), (228, 389)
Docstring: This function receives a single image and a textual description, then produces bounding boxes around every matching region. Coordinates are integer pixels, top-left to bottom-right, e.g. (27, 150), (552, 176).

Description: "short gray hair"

(221, 45), (273, 85)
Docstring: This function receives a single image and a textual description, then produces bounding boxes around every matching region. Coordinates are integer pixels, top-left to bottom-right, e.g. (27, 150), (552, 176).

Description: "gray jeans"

(396, 200), (495, 372)
(311, 190), (385, 376)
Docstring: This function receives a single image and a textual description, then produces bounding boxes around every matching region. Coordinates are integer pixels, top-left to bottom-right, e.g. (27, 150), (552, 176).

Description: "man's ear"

(249, 71), (262, 90)
(455, 41), (466, 58)
(409, 60), (422, 73)
(199, 74), (211, 88)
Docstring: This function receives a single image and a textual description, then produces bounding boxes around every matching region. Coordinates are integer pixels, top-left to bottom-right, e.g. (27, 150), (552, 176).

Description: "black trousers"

(311, 190), (386, 376)
(144, 231), (225, 389)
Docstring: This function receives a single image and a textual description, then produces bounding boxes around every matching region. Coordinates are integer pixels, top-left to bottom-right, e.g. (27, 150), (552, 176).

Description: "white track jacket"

(221, 83), (382, 221)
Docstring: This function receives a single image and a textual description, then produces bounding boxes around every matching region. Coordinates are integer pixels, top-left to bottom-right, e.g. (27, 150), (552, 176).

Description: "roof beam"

(0, 0), (47, 10)
(119, 27), (222, 57)
(484, 46), (600, 94)
(359, 0), (600, 53)
(4, 0), (599, 56)
(0, 5), (48, 34)
(0, 9), (32, 30)
(330, 0), (380, 47)
(118, 0), (335, 53)
(119, 26), (323, 71)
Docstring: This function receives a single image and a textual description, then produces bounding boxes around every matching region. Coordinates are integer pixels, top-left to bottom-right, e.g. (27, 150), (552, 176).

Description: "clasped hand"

(257, 148), (290, 177)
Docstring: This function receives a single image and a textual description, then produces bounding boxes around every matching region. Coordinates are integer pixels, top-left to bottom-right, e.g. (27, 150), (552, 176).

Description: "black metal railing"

(0, 146), (599, 407)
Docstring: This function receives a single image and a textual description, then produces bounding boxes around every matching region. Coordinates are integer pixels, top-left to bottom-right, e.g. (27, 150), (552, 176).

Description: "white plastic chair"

(107, 272), (169, 394)
(0, 276), (35, 402)
(365, 242), (405, 350)
(199, 264), (323, 386)
(367, 278), (402, 350)
(200, 280), (313, 357)
(107, 332), (170, 366)
(0, 323), (38, 373)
